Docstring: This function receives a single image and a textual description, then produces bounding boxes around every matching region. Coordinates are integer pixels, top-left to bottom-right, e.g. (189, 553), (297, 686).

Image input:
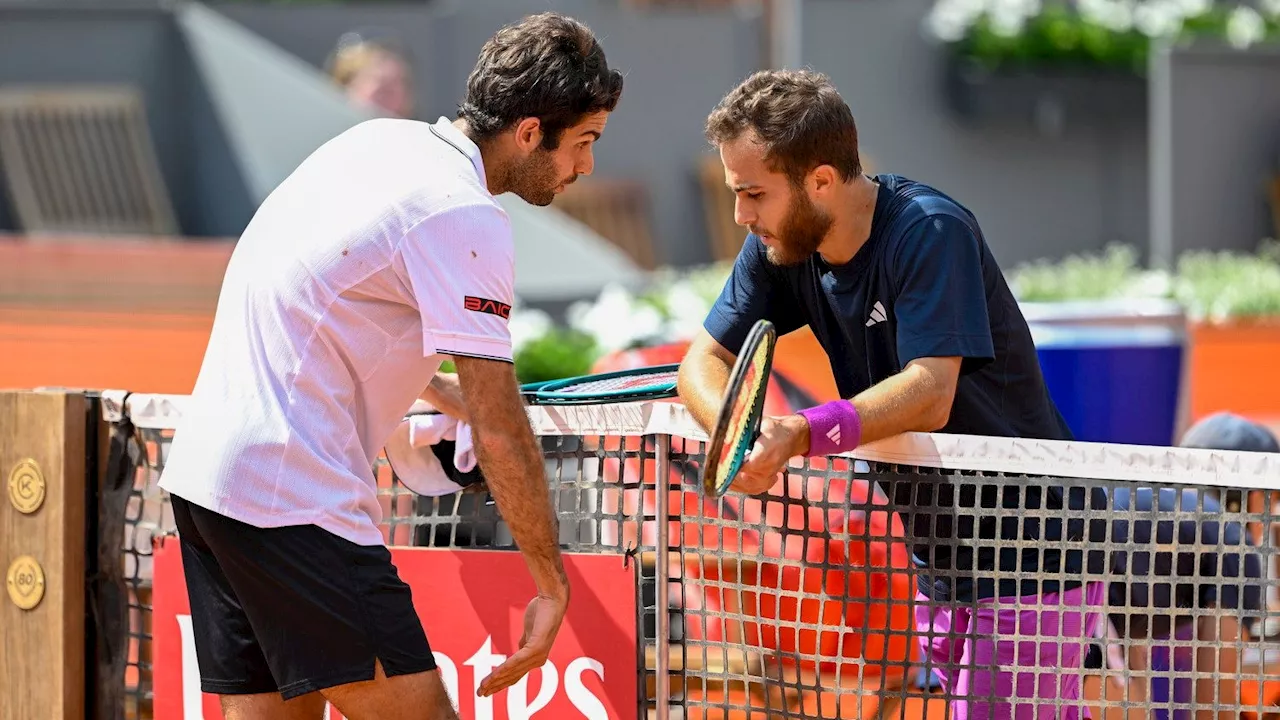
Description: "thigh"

(913, 593), (967, 676)
(172, 496), (279, 697)
(182, 499), (437, 701)
(221, 691), (327, 720)
(322, 659), (458, 720)
(969, 585), (1102, 720)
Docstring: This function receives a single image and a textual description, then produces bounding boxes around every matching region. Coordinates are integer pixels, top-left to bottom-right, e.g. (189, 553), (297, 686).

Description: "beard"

(502, 147), (575, 207)
(756, 188), (834, 266)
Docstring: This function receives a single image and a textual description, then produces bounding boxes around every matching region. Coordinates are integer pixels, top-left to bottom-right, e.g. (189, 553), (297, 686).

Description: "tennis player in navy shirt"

(678, 69), (1103, 720)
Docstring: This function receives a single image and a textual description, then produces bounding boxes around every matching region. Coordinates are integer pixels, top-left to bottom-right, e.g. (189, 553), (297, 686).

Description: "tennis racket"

(406, 364), (679, 417)
(521, 364), (681, 405)
(700, 319), (777, 496)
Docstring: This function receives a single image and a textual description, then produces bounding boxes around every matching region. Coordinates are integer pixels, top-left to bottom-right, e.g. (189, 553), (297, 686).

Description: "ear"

(809, 164), (838, 196)
(512, 117), (543, 153)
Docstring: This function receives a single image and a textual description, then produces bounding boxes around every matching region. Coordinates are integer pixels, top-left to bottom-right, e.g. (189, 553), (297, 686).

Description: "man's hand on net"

(477, 592), (569, 697)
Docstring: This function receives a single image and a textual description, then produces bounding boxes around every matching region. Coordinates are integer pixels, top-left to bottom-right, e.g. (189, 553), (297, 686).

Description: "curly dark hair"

(458, 13), (624, 150)
(706, 69), (861, 184)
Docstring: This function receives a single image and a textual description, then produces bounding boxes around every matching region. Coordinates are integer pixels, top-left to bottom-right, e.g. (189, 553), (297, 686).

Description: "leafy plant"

(512, 327), (601, 384)
(1007, 239), (1280, 322)
(1008, 243), (1166, 301)
(1172, 240), (1280, 321)
(927, 0), (1280, 74)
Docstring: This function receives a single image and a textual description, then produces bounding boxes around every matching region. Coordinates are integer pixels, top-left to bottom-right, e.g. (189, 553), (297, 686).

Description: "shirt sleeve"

(398, 202), (515, 363)
(890, 214), (995, 373)
(703, 234), (805, 354)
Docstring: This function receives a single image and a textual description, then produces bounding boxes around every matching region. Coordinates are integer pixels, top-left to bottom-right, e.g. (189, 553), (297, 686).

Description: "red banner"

(151, 538), (638, 719)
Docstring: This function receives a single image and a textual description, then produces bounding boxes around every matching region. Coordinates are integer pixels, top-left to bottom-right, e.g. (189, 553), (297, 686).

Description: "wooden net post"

(0, 390), (92, 720)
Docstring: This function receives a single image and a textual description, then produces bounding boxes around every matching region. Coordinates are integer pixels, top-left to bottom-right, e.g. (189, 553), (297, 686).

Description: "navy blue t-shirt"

(704, 174), (1103, 602)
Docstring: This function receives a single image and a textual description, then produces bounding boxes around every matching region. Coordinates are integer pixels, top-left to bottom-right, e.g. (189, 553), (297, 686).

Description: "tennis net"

(99, 390), (1280, 720)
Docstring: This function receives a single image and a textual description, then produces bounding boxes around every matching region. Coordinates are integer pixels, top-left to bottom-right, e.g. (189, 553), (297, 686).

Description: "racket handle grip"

(797, 400), (862, 457)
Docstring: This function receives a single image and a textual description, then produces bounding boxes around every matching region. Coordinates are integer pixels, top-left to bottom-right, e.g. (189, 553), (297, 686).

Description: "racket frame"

(700, 319), (777, 496)
(521, 363), (681, 406)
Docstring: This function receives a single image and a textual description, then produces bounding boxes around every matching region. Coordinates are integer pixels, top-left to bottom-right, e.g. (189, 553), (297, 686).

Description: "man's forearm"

(421, 372), (469, 421)
(677, 346), (733, 434)
(470, 419), (568, 597)
(454, 358), (568, 600)
(845, 361), (954, 446)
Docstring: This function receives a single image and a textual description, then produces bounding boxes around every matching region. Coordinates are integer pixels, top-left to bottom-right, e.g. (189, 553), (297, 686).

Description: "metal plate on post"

(6, 555), (45, 610)
(7, 458), (45, 514)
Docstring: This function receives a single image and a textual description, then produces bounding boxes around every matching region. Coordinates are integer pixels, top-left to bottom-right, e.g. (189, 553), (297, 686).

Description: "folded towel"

(385, 411), (483, 496)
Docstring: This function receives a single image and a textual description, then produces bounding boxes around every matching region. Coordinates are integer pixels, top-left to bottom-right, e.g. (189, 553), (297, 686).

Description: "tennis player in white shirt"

(158, 13), (623, 719)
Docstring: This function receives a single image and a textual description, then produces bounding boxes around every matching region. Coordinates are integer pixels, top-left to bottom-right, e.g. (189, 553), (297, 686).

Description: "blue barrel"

(1022, 300), (1188, 447)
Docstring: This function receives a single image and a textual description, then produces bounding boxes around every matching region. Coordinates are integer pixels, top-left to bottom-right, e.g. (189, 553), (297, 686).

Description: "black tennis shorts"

(171, 495), (437, 699)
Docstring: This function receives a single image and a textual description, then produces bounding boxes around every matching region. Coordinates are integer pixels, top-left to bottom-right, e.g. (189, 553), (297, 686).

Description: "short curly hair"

(458, 13), (624, 150)
(706, 69), (861, 184)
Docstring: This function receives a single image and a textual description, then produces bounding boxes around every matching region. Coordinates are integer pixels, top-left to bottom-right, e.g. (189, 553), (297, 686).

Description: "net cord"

(100, 390), (1280, 490)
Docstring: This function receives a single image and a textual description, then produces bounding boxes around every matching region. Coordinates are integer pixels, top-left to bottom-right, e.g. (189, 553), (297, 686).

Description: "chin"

(765, 246), (807, 267)
(516, 190), (556, 207)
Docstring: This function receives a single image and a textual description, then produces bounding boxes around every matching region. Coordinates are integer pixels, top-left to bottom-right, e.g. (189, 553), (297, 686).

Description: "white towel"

(384, 410), (478, 496)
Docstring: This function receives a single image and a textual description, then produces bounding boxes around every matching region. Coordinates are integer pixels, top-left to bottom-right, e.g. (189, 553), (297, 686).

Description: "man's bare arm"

(676, 328), (737, 434)
(847, 356), (961, 444)
(781, 356), (962, 457)
(419, 371), (468, 421)
(453, 355), (567, 600)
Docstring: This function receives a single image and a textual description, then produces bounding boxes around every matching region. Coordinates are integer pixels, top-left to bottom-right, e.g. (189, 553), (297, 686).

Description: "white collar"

(428, 116), (488, 191)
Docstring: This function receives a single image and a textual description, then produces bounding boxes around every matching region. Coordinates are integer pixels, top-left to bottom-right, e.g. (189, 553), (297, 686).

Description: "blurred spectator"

(326, 29), (416, 119)
(1085, 412), (1276, 720)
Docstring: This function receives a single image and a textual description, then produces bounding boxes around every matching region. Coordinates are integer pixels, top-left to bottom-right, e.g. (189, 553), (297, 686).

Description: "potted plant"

(1170, 241), (1280, 425)
(1007, 240), (1280, 444)
(1008, 244), (1188, 445)
(924, 0), (1280, 130)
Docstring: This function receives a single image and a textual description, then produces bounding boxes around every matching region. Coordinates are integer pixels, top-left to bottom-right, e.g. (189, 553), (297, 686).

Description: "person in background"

(326, 28), (417, 119)
(1085, 412), (1276, 720)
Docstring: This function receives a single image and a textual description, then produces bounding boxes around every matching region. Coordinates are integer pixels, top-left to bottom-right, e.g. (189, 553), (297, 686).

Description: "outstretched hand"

(476, 593), (568, 697)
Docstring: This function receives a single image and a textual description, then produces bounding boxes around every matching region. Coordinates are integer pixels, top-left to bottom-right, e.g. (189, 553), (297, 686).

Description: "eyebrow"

(580, 130), (601, 141)
(729, 183), (762, 193)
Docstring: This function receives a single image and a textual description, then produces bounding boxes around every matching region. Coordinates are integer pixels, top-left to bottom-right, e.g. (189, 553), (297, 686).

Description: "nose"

(734, 197), (754, 228)
(576, 149), (595, 177)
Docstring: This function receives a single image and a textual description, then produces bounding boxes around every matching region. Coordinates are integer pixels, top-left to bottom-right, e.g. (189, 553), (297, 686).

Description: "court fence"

(3, 388), (1280, 719)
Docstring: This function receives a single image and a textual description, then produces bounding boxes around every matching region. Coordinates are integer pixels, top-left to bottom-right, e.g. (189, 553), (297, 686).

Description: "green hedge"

(1009, 240), (1280, 321)
(928, 0), (1280, 74)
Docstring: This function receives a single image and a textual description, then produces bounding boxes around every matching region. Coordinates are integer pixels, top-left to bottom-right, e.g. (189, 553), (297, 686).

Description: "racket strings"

(716, 344), (771, 488)
(553, 370), (679, 394)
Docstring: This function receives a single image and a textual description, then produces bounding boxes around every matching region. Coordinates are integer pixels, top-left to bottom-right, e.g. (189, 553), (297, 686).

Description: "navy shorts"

(171, 495), (437, 699)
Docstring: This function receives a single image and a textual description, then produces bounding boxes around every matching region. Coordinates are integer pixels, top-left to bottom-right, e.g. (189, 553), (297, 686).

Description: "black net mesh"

(114, 422), (657, 718)
(107, 404), (1280, 720)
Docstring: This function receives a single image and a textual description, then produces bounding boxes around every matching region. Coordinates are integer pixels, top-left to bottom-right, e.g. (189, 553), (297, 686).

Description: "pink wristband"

(797, 400), (862, 457)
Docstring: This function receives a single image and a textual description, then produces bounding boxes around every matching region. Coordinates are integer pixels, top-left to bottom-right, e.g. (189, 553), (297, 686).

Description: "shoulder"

(875, 175), (982, 263)
(407, 194), (512, 244)
(878, 174), (978, 236)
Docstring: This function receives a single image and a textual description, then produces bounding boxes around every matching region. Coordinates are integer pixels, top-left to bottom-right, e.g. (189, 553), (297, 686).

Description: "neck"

(816, 174), (879, 266)
(453, 117), (510, 196)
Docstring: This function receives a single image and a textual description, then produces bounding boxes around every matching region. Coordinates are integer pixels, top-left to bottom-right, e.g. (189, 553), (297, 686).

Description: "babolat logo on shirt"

(463, 296), (511, 319)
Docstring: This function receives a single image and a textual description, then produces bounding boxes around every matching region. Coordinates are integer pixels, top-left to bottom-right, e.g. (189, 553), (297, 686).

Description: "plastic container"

(1021, 299), (1188, 447)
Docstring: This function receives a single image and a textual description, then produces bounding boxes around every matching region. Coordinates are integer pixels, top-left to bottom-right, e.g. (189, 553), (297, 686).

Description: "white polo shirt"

(159, 117), (514, 546)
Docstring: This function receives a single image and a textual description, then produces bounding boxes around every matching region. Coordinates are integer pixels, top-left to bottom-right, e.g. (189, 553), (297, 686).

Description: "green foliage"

(1172, 240), (1280, 321)
(958, 8), (1150, 74)
(1009, 244), (1153, 301)
(512, 327), (601, 384)
(940, 1), (1280, 74)
(1009, 240), (1280, 322)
